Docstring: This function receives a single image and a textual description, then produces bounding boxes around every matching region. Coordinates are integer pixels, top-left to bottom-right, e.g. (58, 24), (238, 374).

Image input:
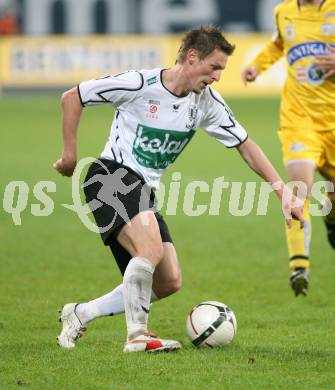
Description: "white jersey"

(78, 68), (248, 189)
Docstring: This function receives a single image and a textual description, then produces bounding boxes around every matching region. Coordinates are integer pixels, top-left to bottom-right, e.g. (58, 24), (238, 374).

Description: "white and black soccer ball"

(186, 301), (237, 347)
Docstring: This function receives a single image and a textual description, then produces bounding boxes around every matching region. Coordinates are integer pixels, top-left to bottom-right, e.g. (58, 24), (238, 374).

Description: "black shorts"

(84, 159), (173, 274)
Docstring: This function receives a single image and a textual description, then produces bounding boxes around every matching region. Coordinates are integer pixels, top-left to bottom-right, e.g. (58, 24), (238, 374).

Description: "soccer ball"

(186, 301), (237, 347)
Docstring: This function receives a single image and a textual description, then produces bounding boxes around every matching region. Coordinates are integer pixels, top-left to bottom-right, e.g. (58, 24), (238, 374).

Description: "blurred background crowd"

(0, 1), (283, 94)
(0, 0), (280, 35)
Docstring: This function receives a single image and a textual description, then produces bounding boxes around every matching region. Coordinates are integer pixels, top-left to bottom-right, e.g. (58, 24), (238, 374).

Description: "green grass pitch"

(1, 95), (335, 389)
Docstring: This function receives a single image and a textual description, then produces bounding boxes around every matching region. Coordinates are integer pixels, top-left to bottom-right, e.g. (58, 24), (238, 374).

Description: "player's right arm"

(241, 6), (284, 85)
(53, 71), (143, 177)
(53, 86), (82, 177)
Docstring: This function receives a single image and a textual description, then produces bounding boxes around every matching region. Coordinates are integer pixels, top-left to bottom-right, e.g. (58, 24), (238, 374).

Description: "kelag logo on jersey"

(133, 124), (195, 169)
(287, 42), (330, 65)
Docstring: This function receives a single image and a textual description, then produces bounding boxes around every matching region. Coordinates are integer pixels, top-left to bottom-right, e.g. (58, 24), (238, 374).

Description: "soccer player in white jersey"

(54, 26), (304, 353)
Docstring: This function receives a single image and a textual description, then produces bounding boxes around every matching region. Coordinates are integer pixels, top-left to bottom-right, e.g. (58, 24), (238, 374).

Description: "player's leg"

(285, 161), (314, 296)
(318, 171), (335, 249)
(116, 211), (181, 352)
(57, 212), (181, 349)
(71, 242), (181, 323)
(75, 241), (155, 323)
(152, 242), (181, 298)
(56, 248), (132, 349)
(318, 131), (335, 248)
(326, 174), (335, 247)
(325, 177), (335, 248)
(278, 128), (321, 296)
(57, 213), (181, 351)
(56, 241), (180, 349)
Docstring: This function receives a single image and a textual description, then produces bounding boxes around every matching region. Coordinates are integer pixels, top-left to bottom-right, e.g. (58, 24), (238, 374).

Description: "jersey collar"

(160, 69), (191, 98)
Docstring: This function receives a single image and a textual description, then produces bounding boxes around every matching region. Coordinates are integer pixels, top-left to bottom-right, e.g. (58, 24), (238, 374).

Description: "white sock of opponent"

(123, 256), (155, 340)
(76, 284), (158, 325)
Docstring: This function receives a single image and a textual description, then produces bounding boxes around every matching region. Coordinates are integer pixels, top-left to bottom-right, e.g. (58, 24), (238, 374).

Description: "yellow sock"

(286, 199), (311, 270)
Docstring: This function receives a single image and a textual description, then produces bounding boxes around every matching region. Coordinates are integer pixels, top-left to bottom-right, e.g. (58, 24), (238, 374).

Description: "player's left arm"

(314, 45), (335, 79)
(201, 89), (303, 227)
(237, 138), (304, 228)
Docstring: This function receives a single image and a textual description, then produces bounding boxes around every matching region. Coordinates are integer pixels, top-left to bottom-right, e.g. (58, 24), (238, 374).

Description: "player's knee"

(139, 242), (164, 265)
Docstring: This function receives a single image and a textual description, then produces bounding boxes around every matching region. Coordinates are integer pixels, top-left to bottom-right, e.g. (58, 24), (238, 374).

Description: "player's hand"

(281, 188), (305, 229)
(241, 66), (259, 85)
(314, 44), (335, 79)
(53, 156), (77, 177)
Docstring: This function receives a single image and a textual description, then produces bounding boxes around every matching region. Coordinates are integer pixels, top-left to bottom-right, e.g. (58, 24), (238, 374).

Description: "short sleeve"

(77, 71), (144, 108)
(200, 88), (248, 148)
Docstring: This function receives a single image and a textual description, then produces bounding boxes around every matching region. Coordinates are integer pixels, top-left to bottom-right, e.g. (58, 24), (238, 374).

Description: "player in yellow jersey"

(242, 0), (335, 296)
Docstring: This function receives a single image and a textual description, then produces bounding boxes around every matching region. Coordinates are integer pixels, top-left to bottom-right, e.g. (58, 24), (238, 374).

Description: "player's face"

(188, 49), (228, 94)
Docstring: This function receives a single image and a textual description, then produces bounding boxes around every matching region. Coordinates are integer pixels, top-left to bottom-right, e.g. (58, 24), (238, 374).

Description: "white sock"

(123, 256), (155, 340)
(76, 284), (158, 325)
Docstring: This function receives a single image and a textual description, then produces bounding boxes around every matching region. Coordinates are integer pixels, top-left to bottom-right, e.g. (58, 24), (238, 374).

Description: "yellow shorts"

(278, 128), (335, 178)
